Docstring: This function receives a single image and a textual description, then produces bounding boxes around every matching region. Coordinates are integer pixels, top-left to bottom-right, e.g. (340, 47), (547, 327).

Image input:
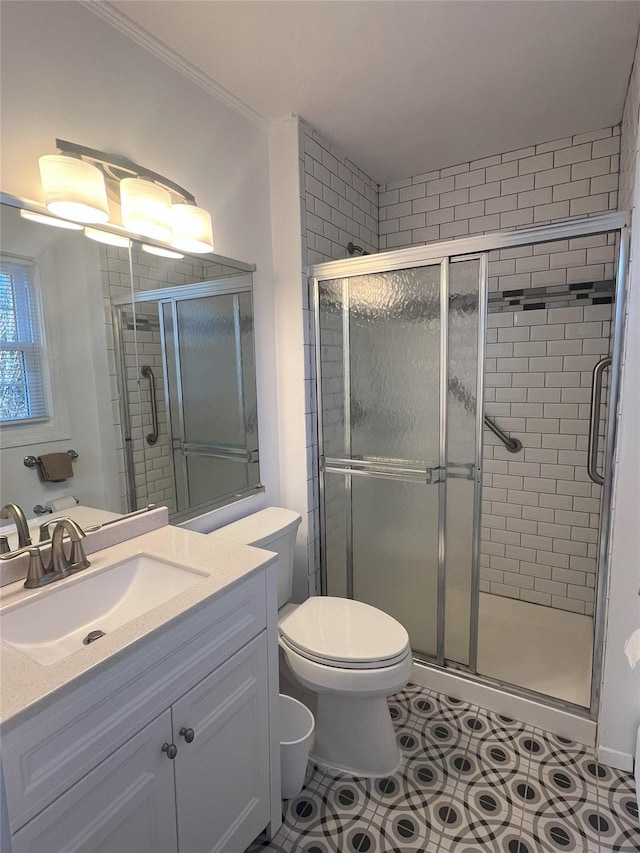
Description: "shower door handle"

(141, 365), (159, 446)
(587, 357), (611, 486)
(323, 457), (441, 484)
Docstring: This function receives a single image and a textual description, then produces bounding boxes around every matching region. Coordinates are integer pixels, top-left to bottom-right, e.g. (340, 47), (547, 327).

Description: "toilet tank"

(207, 508), (302, 608)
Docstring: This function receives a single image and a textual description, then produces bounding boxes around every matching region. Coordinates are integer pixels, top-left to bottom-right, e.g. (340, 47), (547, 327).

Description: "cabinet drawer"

(12, 711), (177, 853)
(2, 571), (266, 831)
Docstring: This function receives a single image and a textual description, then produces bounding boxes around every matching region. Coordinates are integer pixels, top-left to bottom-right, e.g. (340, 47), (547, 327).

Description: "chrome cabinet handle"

(140, 365), (159, 446)
(161, 742), (177, 759)
(179, 727), (195, 744)
(587, 357), (611, 486)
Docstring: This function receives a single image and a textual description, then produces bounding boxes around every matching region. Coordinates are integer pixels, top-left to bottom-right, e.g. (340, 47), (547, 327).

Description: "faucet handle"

(39, 517), (65, 543)
(0, 536), (9, 555)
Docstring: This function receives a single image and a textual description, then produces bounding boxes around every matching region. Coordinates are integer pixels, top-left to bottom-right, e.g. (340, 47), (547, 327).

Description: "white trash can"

(279, 694), (315, 799)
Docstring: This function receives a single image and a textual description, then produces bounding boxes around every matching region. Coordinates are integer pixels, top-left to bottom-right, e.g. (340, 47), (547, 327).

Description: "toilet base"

(310, 693), (401, 777)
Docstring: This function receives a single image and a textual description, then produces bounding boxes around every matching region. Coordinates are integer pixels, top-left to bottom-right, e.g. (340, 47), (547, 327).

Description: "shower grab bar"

(484, 416), (522, 453)
(140, 366), (159, 446)
(587, 356), (611, 486)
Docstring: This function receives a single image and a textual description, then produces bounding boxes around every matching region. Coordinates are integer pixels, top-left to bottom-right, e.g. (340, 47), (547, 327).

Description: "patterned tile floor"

(247, 683), (639, 853)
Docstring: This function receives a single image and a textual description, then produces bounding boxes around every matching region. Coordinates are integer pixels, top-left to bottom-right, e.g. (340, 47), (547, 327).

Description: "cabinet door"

(12, 711), (177, 853)
(173, 633), (270, 853)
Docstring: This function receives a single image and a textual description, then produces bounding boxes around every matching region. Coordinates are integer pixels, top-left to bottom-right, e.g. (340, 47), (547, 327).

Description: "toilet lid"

(279, 597), (410, 669)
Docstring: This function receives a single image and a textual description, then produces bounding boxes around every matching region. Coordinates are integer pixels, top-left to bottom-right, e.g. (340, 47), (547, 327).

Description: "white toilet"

(209, 507), (413, 777)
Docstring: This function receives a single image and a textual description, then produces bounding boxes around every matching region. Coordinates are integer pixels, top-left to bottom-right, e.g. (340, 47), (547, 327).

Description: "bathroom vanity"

(0, 525), (281, 853)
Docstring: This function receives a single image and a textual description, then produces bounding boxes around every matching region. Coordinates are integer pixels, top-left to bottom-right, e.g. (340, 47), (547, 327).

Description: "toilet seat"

(278, 596), (410, 670)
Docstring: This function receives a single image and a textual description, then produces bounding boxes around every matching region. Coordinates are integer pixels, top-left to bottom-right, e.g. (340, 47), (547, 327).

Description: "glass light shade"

(171, 204), (214, 253)
(20, 209), (83, 230)
(141, 243), (184, 259)
(38, 154), (109, 223)
(120, 178), (172, 242)
(84, 226), (130, 248)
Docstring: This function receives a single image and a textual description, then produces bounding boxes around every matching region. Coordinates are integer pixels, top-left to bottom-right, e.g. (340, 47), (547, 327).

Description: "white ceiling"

(104, 1), (640, 184)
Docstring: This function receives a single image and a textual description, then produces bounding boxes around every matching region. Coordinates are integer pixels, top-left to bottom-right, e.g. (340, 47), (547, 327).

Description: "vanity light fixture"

(20, 209), (84, 230)
(84, 227), (131, 248)
(36, 140), (214, 253)
(141, 244), (184, 260)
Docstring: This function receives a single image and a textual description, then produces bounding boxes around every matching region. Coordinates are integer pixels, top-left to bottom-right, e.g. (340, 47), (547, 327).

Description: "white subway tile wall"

(378, 126), (619, 252)
(619, 52), (639, 211)
(482, 298), (612, 614)
(302, 119), (379, 266)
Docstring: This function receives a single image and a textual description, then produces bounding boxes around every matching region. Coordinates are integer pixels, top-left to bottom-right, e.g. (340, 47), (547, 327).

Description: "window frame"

(0, 249), (71, 448)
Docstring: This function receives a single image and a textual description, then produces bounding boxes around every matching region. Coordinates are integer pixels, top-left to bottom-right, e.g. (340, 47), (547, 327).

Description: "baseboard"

(412, 662), (596, 747)
(597, 745), (634, 772)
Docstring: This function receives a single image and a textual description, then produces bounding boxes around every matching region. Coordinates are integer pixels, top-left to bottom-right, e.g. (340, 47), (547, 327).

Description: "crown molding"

(80, 0), (269, 132)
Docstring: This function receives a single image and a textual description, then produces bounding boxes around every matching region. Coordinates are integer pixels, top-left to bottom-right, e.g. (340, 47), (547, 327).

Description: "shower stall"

(311, 212), (628, 725)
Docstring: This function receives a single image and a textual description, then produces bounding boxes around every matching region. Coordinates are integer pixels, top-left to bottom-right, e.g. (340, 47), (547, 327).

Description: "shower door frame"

(310, 210), (630, 722)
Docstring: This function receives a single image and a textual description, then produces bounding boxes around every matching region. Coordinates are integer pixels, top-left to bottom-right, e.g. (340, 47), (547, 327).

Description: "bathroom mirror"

(0, 198), (262, 546)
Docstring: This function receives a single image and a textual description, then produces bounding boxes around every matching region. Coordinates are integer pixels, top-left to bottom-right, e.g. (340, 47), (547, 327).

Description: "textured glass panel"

(114, 301), (150, 511)
(318, 265), (442, 656)
(135, 301), (176, 513)
(322, 471), (349, 598)
(352, 476), (439, 658)
(177, 294), (243, 446)
(185, 456), (251, 507)
(238, 291), (259, 462)
(318, 281), (348, 460)
(445, 258), (481, 665)
(349, 267), (440, 463)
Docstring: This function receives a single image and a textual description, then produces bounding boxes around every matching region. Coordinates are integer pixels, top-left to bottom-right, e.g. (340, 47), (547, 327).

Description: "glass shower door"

(316, 256), (484, 665)
(318, 264), (443, 659)
(162, 291), (259, 512)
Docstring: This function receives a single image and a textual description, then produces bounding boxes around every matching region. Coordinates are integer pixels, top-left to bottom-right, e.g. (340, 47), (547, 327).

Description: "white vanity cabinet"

(1, 567), (279, 853)
(11, 710), (179, 853)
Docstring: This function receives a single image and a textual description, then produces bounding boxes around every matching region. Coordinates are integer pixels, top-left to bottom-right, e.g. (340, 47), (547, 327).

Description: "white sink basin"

(0, 554), (208, 666)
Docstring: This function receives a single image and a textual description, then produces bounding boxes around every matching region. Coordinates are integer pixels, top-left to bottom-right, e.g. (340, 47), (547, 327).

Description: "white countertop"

(0, 525), (276, 726)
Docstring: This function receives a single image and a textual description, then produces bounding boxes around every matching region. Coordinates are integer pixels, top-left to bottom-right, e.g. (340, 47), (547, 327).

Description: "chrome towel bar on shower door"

(140, 365), (159, 446)
(587, 356), (611, 485)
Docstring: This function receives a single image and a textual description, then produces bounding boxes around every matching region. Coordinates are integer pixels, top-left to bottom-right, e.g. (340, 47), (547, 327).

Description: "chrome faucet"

(24, 518), (90, 589)
(0, 503), (32, 549)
